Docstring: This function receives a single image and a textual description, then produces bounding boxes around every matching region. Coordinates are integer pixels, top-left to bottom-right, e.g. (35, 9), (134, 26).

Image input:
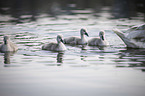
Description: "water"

(0, 4), (145, 96)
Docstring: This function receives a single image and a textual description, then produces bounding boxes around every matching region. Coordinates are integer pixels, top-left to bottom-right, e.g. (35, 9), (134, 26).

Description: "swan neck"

(81, 34), (86, 39)
(100, 35), (105, 40)
(59, 42), (64, 46)
(59, 42), (66, 50)
(4, 40), (9, 44)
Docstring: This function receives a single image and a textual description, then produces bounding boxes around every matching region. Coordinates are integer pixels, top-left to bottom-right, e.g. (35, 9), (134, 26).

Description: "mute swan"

(64, 28), (89, 45)
(42, 35), (67, 51)
(113, 24), (145, 48)
(0, 36), (18, 52)
(124, 23), (145, 40)
(88, 30), (109, 46)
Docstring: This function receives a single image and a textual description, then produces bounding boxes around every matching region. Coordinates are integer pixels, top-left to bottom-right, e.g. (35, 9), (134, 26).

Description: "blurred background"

(0, 1), (145, 96)
(0, 0), (145, 23)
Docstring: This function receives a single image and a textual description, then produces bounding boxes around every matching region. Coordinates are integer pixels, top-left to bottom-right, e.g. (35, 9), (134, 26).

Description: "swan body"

(0, 36), (18, 52)
(42, 35), (67, 51)
(88, 30), (109, 46)
(125, 23), (145, 40)
(113, 24), (145, 48)
(64, 28), (89, 45)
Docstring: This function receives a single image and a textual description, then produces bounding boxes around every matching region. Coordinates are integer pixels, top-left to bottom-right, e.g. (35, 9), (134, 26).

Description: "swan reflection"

(2, 51), (16, 65)
(115, 48), (145, 72)
(56, 52), (64, 64)
(89, 46), (105, 50)
(4, 52), (11, 64)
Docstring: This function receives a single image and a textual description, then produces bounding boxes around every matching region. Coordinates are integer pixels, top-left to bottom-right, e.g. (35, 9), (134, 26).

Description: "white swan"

(124, 23), (145, 40)
(113, 24), (145, 48)
(0, 36), (18, 52)
(42, 35), (67, 51)
(88, 30), (109, 46)
(64, 28), (89, 45)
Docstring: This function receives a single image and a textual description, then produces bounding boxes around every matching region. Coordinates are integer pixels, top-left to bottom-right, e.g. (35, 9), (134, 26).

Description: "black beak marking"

(101, 35), (104, 40)
(85, 32), (89, 37)
(60, 39), (64, 43)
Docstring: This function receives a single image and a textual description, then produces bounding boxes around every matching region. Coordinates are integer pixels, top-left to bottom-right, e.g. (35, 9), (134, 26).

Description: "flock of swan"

(0, 23), (145, 52)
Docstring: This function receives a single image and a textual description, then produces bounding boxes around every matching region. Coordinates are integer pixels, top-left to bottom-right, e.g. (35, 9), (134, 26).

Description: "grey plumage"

(0, 36), (18, 52)
(88, 30), (109, 46)
(42, 35), (67, 51)
(64, 28), (89, 45)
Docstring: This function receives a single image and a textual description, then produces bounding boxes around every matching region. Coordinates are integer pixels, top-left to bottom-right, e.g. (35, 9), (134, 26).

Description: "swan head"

(57, 34), (64, 43)
(99, 30), (105, 40)
(80, 28), (89, 37)
(3, 36), (10, 44)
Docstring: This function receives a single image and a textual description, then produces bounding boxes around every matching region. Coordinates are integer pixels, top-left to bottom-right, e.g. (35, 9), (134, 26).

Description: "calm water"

(0, 5), (145, 96)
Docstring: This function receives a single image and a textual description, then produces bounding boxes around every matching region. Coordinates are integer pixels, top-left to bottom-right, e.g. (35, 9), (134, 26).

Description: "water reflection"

(89, 46), (105, 50)
(80, 45), (87, 50)
(4, 52), (11, 64)
(80, 55), (87, 61)
(67, 44), (88, 50)
(1, 51), (16, 64)
(57, 52), (64, 64)
(112, 0), (136, 18)
(115, 48), (145, 72)
(0, 0), (145, 23)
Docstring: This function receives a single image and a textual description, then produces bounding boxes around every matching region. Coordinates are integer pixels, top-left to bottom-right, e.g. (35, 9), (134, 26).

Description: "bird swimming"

(88, 30), (109, 46)
(42, 34), (67, 51)
(0, 36), (18, 52)
(113, 23), (145, 48)
(64, 28), (89, 45)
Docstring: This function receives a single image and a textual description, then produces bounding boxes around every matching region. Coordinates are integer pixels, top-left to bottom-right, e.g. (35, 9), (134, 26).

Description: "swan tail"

(112, 28), (138, 48)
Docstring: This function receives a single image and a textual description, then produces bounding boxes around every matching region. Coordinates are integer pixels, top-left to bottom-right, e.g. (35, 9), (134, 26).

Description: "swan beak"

(101, 35), (104, 40)
(61, 39), (64, 43)
(85, 32), (89, 37)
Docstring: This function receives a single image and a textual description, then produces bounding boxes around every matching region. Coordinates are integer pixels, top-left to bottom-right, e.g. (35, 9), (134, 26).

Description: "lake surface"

(0, 5), (145, 96)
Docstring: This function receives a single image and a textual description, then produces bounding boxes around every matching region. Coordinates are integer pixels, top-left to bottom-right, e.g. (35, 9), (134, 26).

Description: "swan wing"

(64, 36), (80, 44)
(42, 43), (57, 50)
(113, 28), (138, 48)
(88, 37), (100, 46)
(126, 24), (145, 40)
(127, 30), (145, 40)
(9, 42), (18, 51)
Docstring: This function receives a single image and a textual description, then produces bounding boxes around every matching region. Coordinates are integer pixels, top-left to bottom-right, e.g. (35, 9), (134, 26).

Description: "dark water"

(0, 0), (145, 96)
